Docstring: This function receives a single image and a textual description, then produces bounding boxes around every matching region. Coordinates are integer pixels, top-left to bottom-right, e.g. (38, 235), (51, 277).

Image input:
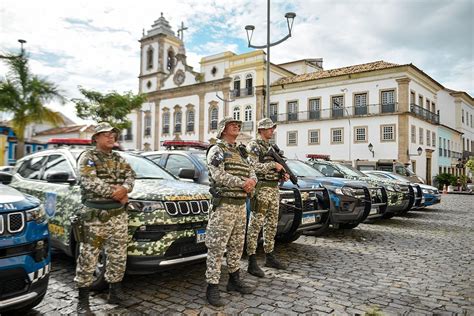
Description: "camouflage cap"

(257, 118), (276, 130)
(216, 117), (242, 139)
(91, 122), (120, 140)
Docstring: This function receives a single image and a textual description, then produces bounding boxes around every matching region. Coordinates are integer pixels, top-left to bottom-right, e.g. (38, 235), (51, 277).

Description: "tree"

(0, 52), (65, 159)
(466, 158), (474, 173)
(72, 87), (146, 131)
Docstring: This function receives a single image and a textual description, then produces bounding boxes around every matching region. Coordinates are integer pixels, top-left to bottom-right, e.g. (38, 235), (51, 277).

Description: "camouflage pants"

(205, 201), (246, 284)
(74, 210), (128, 288)
(246, 185), (279, 255)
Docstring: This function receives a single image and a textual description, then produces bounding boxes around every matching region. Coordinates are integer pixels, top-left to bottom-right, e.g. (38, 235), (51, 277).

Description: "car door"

(40, 154), (81, 249)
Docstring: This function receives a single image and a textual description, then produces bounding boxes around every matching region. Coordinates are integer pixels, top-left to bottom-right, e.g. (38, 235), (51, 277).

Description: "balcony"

(242, 121), (253, 131)
(162, 126), (170, 134)
(186, 124), (194, 133)
(210, 121), (218, 130)
(174, 124), (182, 133)
(463, 150), (474, 159)
(410, 103), (439, 124)
(232, 87), (254, 98)
(271, 103), (400, 124)
(144, 127), (151, 137)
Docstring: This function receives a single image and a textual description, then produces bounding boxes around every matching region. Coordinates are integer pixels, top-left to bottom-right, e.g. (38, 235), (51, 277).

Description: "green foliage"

(72, 87), (146, 131)
(0, 51), (65, 158)
(434, 173), (457, 188)
(466, 158), (474, 172)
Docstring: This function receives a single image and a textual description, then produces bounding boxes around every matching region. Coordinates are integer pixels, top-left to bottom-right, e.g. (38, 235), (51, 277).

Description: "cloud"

(0, 0), (472, 126)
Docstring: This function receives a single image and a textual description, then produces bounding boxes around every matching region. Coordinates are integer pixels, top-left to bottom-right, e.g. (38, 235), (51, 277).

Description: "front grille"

(369, 187), (385, 204)
(353, 188), (367, 200)
(0, 268), (29, 300)
(400, 185), (410, 194)
(164, 200), (209, 216)
(0, 212), (26, 235)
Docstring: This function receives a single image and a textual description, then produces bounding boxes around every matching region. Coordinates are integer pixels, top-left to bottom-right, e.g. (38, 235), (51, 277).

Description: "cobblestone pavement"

(27, 194), (473, 315)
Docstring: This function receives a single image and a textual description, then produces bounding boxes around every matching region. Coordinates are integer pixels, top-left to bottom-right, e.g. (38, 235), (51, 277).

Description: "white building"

(126, 15), (474, 184)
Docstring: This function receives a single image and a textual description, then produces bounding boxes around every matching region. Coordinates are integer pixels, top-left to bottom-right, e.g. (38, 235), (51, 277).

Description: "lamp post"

(0, 39), (27, 60)
(368, 143), (374, 158)
(244, 1), (296, 119)
(408, 146), (423, 156)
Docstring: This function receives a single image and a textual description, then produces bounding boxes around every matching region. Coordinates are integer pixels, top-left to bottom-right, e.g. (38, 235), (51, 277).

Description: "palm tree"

(0, 51), (65, 159)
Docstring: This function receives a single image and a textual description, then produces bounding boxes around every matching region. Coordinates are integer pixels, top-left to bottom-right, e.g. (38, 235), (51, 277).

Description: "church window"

(174, 111), (182, 133)
(233, 76), (241, 97)
(245, 74), (253, 96)
(146, 46), (153, 69)
(144, 112), (152, 136)
(162, 112), (170, 134)
(210, 108), (218, 130)
(244, 105), (252, 122)
(167, 48), (175, 71)
(186, 110), (195, 133)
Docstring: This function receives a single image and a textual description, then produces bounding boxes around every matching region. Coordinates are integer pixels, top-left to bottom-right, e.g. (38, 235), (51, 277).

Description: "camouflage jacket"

(247, 135), (279, 181)
(79, 149), (135, 201)
(207, 139), (257, 196)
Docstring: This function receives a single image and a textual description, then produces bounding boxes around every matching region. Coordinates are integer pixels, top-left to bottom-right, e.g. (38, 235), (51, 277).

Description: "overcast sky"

(1, 0), (472, 123)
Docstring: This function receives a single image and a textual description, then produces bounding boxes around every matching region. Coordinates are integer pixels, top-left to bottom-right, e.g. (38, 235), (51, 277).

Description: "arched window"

(186, 110), (195, 133)
(146, 46), (153, 69)
(174, 111), (182, 133)
(167, 48), (175, 71)
(233, 106), (241, 121)
(210, 108), (218, 130)
(162, 112), (170, 134)
(233, 76), (241, 97)
(245, 74), (253, 96)
(144, 112), (152, 136)
(244, 105), (252, 122)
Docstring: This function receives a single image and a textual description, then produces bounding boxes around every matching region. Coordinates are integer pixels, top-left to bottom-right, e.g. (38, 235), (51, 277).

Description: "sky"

(1, 0), (473, 123)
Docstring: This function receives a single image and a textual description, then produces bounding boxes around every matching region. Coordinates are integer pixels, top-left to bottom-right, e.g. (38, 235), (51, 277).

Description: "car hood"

(344, 175), (406, 187)
(281, 176), (368, 189)
(129, 179), (211, 201)
(419, 183), (438, 191)
(0, 184), (40, 212)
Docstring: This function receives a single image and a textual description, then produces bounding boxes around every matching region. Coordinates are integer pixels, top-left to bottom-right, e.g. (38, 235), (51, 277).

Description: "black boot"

(108, 282), (127, 305)
(247, 254), (265, 278)
(226, 270), (254, 294)
(77, 287), (93, 315)
(265, 252), (288, 270)
(206, 283), (224, 307)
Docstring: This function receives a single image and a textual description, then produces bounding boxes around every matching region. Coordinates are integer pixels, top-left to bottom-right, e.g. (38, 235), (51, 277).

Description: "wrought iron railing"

(232, 86), (254, 98)
(186, 124), (194, 133)
(410, 103), (439, 124)
(174, 124), (182, 133)
(241, 121), (253, 131)
(162, 126), (170, 134)
(270, 103), (400, 123)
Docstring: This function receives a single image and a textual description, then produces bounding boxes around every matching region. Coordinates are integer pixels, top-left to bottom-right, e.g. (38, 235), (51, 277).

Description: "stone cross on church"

(177, 21), (188, 41)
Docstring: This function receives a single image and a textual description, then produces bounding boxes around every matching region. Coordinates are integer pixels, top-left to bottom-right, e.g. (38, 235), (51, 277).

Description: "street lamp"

(408, 146), (423, 156)
(368, 143), (375, 158)
(244, 1), (296, 118)
(0, 39), (27, 60)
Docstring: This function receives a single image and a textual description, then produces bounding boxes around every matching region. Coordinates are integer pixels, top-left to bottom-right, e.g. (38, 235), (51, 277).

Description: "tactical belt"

(218, 197), (247, 206)
(257, 180), (279, 188)
(83, 199), (124, 210)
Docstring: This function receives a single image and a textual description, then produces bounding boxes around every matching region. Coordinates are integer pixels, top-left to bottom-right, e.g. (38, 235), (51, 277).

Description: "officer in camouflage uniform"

(74, 122), (135, 315)
(246, 118), (289, 278)
(205, 117), (257, 307)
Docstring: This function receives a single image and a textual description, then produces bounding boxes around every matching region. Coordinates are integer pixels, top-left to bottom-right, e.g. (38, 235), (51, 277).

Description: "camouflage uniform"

(74, 135), (135, 288)
(205, 124), (257, 285)
(246, 131), (281, 255)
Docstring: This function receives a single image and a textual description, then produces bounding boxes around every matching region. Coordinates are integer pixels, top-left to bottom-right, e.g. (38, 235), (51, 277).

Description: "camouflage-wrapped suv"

(10, 148), (210, 289)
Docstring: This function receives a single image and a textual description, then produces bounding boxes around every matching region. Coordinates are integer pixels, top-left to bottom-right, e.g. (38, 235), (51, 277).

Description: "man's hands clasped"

(111, 185), (129, 204)
(242, 178), (257, 193)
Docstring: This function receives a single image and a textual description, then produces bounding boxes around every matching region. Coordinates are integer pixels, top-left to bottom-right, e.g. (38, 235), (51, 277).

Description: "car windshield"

(119, 152), (175, 180)
(336, 163), (368, 178)
(379, 172), (407, 182)
(287, 160), (324, 177)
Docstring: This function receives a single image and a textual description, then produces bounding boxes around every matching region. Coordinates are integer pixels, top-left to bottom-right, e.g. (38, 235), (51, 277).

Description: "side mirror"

(0, 171), (12, 185)
(178, 168), (196, 180)
(332, 171), (345, 178)
(46, 171), (75, 184)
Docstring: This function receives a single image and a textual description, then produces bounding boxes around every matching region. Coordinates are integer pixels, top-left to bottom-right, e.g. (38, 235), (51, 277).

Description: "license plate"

(196, 229), (206, 243)
(369, 207), (378, 215)
(301, 213), (317, 225)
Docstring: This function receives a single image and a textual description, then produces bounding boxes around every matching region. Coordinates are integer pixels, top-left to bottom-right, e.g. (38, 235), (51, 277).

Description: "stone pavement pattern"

(27, 195), (473, 315)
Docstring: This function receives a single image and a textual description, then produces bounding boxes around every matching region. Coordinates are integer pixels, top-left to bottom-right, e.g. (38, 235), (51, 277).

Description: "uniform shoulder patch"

(86, 159), (95, 167)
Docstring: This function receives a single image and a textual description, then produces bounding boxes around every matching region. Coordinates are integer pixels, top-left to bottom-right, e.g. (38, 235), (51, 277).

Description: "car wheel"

(275, 232), (301, 244)
(381, 212), (396, 219)
(337, 223), (359, 229)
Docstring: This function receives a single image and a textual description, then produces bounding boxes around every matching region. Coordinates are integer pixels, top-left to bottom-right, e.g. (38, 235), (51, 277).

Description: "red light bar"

(48, 138), (92, 145)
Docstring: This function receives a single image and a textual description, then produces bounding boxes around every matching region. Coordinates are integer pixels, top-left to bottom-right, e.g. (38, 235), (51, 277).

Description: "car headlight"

(334, 187), (355, 197)
(385, 185), (395, 192)
(128, 200), (165, 212)
(428, 190), (434, 194)
(281, 198), (296, 204)
(26, 205), (46, 223)
(422, 189), (428, 194)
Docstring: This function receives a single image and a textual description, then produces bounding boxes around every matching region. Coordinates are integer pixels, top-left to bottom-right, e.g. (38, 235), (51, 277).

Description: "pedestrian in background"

(246, 118), (289, 278)
(74, 122), (135, 314)
(205, 117), (257, 306)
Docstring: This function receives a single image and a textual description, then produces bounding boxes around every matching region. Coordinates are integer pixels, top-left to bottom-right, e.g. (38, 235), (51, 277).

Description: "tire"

(73, 237), (108, 291)
(275, 232), (301, 244)
(308, 220), (330, 236)
(337, 223), (359, 230)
